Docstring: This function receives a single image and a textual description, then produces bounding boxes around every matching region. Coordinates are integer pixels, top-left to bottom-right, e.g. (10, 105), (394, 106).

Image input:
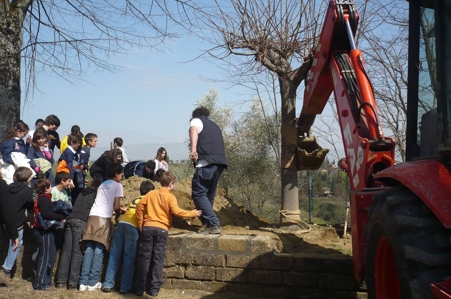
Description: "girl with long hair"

(89, 149), (123, 182)
(27, 129), (54, 186)
(154, 147), (168, 172)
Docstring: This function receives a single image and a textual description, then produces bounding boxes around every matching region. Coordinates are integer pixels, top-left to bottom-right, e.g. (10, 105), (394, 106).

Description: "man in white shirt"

(189, 107), (228, 235)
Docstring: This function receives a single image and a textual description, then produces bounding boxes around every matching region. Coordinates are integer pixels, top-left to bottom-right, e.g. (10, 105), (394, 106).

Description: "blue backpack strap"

(133, 161), (145, 175)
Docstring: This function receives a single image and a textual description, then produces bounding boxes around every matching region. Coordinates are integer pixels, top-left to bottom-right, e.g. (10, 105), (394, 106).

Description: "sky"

(18, 1), (312, 152)
(20, 36), (247, 149)
(17, 0), (402, 161)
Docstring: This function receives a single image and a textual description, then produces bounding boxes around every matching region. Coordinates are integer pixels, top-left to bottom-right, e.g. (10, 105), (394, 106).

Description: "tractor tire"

(366, 186), (451, 299)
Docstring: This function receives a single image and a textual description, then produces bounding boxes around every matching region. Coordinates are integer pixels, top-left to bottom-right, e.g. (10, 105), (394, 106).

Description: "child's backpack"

(124, 161), (144, 179)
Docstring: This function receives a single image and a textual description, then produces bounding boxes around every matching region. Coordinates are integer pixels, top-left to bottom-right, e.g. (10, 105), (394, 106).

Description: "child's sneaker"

(2, 267), (11, 276)
(79, 284), (88, 291)
(1, 267), (11, 283)
(87, 282), (102, 291)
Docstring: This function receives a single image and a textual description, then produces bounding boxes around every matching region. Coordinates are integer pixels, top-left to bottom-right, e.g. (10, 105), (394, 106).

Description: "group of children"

(0, 116), (200, 296)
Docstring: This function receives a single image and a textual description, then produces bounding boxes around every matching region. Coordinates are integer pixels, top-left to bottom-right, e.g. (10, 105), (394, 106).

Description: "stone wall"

(163, 233), (367, 299)
(0, 227), (367, 298)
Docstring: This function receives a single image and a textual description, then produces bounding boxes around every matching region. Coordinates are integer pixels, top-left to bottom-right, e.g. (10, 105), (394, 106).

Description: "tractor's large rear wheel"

(366, 186), (451, 299)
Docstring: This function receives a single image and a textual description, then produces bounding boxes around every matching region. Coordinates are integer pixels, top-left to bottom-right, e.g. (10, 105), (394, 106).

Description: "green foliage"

(170, 160), (195, 181)
(195, 88), (232, 132)
(313, 200), (347, 224)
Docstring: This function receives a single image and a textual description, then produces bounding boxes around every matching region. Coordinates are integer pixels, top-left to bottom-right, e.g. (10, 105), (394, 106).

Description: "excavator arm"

(297, 0), (396, 191)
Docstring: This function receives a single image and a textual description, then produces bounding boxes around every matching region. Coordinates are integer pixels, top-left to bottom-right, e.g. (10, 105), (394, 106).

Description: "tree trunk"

(0, 3), (27, 140)
(279, 77), (299, 219)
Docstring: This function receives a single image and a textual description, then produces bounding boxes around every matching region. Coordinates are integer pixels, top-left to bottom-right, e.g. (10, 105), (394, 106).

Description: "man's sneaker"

(55, 283), (66, 288)
(79, 284), (88, 291)
(67, 285), (77, 290)
(197, 225), (221, 234)
(87, 282), (102, 291)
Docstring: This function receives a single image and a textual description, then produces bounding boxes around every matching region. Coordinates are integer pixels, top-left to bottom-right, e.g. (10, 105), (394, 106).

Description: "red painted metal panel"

(302, 0), (339, 114)
(349, 50), (381, 139)
(350, 190), (374, 281)
(329, 56), (395, 191)
(375, 159), (451, 228)
(431, 278), (451, 299)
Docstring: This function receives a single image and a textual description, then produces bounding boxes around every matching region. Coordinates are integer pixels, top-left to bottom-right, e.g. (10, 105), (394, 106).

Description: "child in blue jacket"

(58, 135), (84, 201)
(1, 122), (29, 165)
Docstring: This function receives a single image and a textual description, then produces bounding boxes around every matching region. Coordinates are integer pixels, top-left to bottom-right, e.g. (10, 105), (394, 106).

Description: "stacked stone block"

(164, 233), (367, 299)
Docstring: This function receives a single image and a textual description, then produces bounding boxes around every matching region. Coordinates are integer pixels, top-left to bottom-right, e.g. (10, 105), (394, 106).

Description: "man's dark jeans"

(133, 226), (168, 295)
(55, 218), (86, 286)
(191, 164), (224, 227)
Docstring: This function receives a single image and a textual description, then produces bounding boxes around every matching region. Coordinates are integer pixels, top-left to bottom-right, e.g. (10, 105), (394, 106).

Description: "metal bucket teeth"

(297, 136), (329, 170)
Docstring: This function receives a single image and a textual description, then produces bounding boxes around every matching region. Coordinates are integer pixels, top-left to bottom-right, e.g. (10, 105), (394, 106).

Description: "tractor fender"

(374, 159), (451, 228)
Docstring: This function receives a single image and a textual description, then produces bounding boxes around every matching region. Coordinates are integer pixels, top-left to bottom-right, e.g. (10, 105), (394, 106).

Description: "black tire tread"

(366, 186), (451, 299)
(402, 245), (451, 266)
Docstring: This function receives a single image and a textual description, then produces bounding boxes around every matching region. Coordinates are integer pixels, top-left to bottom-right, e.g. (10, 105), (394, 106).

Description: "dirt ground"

(122, 177), (352, 255)
(0, 283), (268, 299)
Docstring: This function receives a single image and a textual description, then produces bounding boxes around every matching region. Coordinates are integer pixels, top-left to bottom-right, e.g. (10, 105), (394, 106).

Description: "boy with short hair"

(133, 172), (202, 297)
(52, 171), (73, 251)
(124, 160), (155, 180)
(102, 180), (155, 294)
(52, 172), (73, 204)
(1, 167), (34, 279)
(55, 179), (102, 290)
(39, 114), (61, 152)
(58, 135), (84, 201)
(81, 133), (98, 172)
(60, 125), (87, 155)
(79, 163), (124, 292)
(32, 178), (66, 290)
(154, 169), (165, 183)
(113, 137), (129, 167)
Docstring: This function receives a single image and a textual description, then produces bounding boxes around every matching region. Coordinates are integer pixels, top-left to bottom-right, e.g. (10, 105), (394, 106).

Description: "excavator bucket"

(297, 135), (329, 170)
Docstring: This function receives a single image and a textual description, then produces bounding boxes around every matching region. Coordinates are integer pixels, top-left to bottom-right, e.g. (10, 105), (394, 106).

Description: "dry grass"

(0, 278), (265, 299)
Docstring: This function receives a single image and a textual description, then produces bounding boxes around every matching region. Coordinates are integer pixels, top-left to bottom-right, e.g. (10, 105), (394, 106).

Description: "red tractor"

(297, 1), (451, 298)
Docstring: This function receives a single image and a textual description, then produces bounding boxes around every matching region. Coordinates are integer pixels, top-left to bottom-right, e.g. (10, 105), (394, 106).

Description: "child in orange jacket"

(133, 172), (201, 297)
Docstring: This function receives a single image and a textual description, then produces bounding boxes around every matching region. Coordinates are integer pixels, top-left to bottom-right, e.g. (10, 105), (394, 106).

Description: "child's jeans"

(103, 223), (139, 292)
(2, 227), (23, 270)
(79, 241), (105, 287)
(55, 219), (86, 286)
